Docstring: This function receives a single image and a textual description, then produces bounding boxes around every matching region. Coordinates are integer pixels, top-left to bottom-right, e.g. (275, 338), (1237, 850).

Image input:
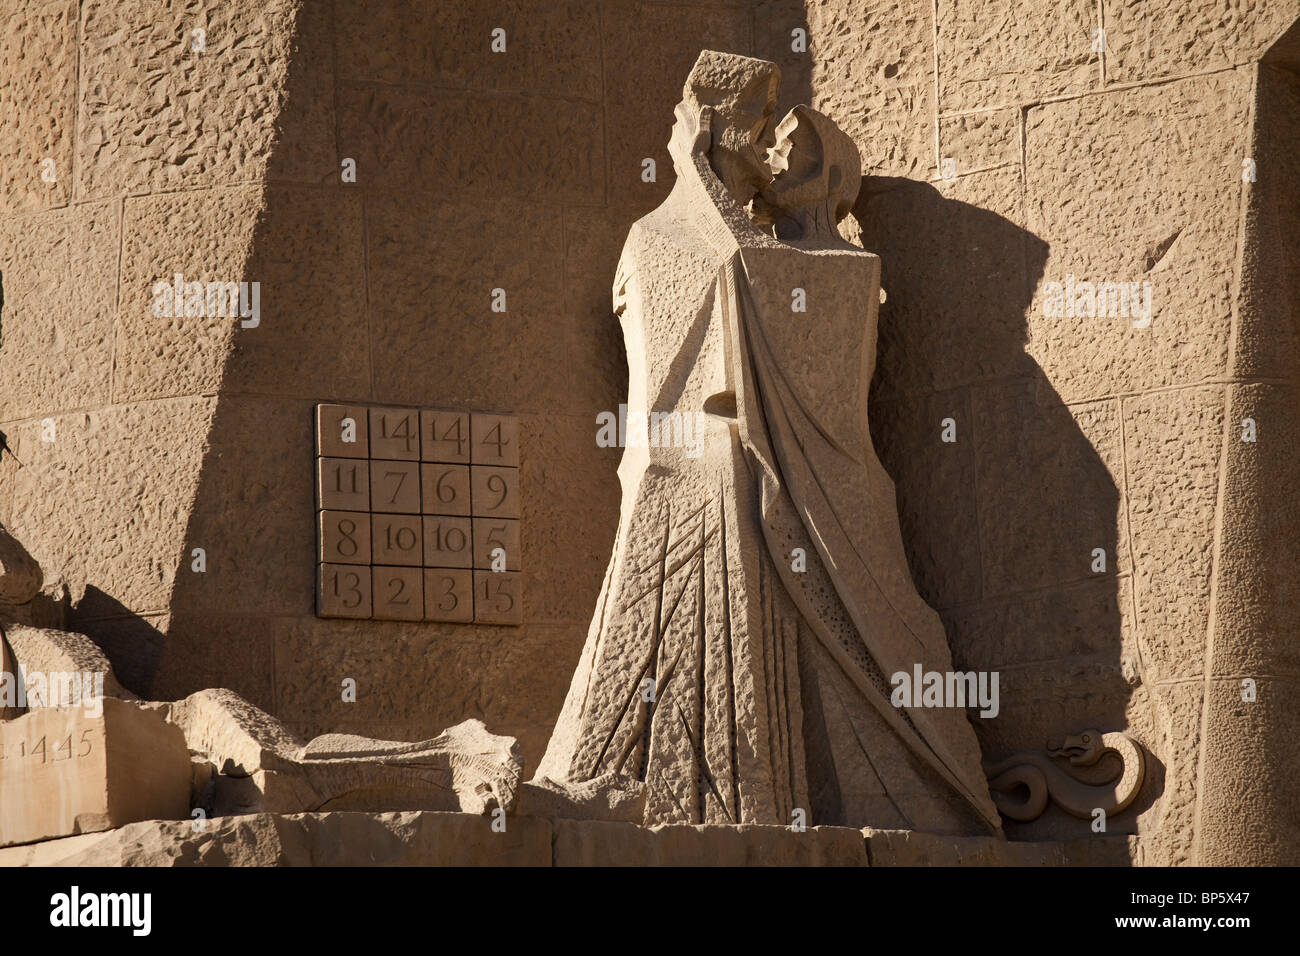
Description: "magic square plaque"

(315, 404), (522, 625)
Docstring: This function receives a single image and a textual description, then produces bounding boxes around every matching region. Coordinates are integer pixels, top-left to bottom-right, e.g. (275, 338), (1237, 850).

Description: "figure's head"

(760, 105), (862, 223)
(678, 51), (780, 205)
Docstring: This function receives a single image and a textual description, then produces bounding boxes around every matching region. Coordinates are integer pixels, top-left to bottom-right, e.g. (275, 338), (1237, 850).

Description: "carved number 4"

(442, 418), (467, 456)
(482, 423), (507, 457)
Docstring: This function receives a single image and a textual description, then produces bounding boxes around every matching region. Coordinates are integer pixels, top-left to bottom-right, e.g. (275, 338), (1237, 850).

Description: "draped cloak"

(536, 133), (1002, 834)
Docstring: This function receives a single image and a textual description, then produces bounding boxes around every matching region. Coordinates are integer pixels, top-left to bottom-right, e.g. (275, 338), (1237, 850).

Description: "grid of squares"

(315, 404), (521, 625)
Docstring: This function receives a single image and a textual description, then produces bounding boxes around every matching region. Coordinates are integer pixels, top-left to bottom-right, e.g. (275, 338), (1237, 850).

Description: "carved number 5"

(486, 579), (514, 612)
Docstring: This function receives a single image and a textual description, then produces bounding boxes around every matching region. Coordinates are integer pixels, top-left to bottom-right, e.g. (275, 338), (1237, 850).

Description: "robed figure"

(536, 51), (1001, 834)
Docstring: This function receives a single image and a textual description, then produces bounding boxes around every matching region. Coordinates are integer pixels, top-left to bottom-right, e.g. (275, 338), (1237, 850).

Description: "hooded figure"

(536, 51), (1000, 835)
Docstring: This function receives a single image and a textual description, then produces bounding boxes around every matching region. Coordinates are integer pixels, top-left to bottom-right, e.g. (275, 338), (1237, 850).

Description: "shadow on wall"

(80, 3), (796, 768)
(857, 177), (1159, 842)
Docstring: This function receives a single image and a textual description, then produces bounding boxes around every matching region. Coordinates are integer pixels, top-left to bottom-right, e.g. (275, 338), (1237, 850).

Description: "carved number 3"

(439, 576), (459, 611)
(335, 571), (362, 608)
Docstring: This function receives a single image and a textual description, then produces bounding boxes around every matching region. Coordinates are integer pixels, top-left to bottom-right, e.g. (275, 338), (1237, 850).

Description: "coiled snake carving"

(983, 730), (1145, 821)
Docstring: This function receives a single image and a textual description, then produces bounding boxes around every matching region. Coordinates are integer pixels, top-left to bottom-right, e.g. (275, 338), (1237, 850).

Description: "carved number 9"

(487, 474), (509, 509)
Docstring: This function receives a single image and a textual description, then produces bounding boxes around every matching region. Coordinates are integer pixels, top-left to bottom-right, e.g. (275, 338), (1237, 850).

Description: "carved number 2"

(389, 577), (409, 605)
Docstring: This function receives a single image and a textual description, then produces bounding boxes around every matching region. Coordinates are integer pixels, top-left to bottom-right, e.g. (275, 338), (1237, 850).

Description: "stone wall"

(1, 0), (1296, 863)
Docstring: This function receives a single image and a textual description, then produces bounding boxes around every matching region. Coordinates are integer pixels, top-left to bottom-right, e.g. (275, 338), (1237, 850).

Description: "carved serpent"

(983, 730), (1145, 821)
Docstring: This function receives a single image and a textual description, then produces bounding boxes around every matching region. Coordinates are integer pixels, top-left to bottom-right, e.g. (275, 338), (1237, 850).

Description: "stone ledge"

(552, 820), (869, 866)
(0, 812), (1140, 866)
(0, 812), (552, 867)
(863, 828), (1138, 866)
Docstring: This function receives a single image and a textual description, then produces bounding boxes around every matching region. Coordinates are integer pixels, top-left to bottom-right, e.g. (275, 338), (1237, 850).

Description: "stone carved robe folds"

(537, 117), (1001, 834)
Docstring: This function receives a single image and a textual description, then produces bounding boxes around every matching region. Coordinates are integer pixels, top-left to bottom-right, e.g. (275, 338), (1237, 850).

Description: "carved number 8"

(337, 518), (358, 556)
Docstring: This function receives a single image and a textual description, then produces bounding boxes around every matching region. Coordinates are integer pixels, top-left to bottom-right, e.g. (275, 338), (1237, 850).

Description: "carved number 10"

(386, 525), (418, 551)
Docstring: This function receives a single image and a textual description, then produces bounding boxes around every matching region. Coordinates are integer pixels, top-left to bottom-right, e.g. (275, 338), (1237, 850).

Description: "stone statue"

(535, 50), (1003, 834)
(984, 730), (1146, 822)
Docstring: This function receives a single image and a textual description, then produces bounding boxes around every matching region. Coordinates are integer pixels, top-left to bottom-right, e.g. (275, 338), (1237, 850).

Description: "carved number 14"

(441, 418), (467, 457)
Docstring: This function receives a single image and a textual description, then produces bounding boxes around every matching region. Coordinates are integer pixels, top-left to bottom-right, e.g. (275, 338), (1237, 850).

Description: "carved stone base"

(0, 812), (1140, 867)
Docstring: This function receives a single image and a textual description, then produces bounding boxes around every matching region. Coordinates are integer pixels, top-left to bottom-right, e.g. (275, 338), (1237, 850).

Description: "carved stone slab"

(315, 404), (522, 625)
(0, 698), (192, 847)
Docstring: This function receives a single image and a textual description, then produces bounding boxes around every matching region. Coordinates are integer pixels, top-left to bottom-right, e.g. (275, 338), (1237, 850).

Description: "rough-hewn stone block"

(1123, 387), (1223, 684)
(114, 187), (263, 403)
(0, 0), (75, 214)
(858, 168), (1033, 401)
(6, 398), (216, 616)
(338, 85), (603, 204)
(938, 108), (1020, 173)
(335, 0), (602, 101)
(0, 698), (191, 847)
(0, 201), (119, 421)
(221, 188), (369, 398)
(1025, 74), (1251, 402)
(971, 384), (1127, 596)
(1105, 0), (1299, 85)
(937, 0), (1098, 111)
(77, 0), (298, 199)
(364, 195), (567, 413)
(870, 388), (982, 609)
(600, 1), (751, 208)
